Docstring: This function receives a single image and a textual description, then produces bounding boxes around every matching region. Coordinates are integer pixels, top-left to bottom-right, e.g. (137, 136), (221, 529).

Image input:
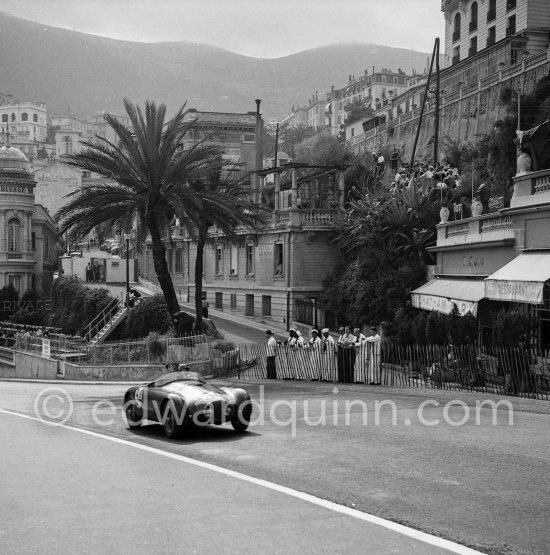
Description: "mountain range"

(0, 11), (430, 121)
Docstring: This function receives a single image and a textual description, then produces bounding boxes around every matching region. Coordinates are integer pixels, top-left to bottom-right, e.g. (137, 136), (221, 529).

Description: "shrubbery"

(49, 276), (114, 335)
(118, 294), (174, 339)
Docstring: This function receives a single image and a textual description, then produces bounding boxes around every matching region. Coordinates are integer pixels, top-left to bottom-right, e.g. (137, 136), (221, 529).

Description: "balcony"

(437, 212), (515, 248)
(468, 46), (477, 57)
(452, 29), (460, 42)
(511, 168), (550, 208)
(487, 9), (496, 22)
(452, 55), (460, 65)
(506, 26), (516, 36)
(486, 35), (495, 47)
(273, 209), (336, 228)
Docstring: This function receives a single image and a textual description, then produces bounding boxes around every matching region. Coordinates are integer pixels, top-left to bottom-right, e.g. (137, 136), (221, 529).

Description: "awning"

(411, 279), (486, 316)
(485, 252), (550, 304)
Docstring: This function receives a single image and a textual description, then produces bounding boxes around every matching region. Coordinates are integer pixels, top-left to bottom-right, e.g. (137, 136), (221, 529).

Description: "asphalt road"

(1, 379), (549, 555)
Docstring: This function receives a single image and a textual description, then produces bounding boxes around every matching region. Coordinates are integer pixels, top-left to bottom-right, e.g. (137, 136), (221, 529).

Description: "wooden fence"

(218, 342), (550, 400)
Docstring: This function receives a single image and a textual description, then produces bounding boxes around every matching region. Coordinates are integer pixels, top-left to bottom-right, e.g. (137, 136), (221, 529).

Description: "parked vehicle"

(123, 368), (252, 438)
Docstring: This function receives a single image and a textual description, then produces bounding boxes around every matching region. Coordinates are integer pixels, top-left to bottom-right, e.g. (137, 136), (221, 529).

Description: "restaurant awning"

(411, 278), (486, 316)
(485, 251), (550, 304)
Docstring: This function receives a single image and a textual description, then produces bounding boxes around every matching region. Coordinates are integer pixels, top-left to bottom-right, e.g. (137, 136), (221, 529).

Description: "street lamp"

(124, 233), (131, 306)
(310, 296), (318, 330)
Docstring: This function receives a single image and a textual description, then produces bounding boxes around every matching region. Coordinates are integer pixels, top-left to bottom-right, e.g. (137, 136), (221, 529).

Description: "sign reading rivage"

(1, 300), (52, 311)
(0, 184), (32, 194)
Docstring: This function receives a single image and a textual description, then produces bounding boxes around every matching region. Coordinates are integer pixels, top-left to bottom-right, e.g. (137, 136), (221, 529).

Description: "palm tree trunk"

(194, 225), (207, 333)
(147, 210), (180, 315)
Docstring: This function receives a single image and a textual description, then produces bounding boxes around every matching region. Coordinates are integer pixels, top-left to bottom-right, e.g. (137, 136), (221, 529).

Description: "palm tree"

(180, 165), (265, 331)
(55, 99), (231, 317)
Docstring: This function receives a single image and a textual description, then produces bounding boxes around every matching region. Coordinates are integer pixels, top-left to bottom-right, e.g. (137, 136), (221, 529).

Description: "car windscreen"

(149, 371), (206, 388)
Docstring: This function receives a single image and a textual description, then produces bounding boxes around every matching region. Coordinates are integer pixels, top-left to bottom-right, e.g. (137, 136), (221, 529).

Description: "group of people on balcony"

(265, 325), (381, 384)
(390, 160), (491, 215)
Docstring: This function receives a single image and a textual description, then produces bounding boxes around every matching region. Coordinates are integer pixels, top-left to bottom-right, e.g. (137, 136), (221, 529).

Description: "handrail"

(83, 290), (125, 341)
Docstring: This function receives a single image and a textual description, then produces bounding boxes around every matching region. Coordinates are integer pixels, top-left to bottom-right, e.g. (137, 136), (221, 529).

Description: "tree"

(181, 164), (264, 332)
(344, 97), (373, 125)
(280, 124), (315, 158)
(294, 131), (349, 166)
(56, 99), (224, 318)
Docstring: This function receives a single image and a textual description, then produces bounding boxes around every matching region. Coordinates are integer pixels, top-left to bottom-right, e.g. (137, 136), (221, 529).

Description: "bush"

(0, 284), (19, 322)
(492, 310), (535, 347)
(9, 309), (49, 327)
(49, 276), (114, 335)
(120, 295), (174, 339)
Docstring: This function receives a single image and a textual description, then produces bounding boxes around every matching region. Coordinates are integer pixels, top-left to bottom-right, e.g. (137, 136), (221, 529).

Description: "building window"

(33, 114), (38, 122)
(487, 26), (496, 48)
(10, 113), (15, 121)
(230, 245), (238, 275)
(506, 0), (516, 11)
(507, 14), (516, 35)
(487, 0), (496, 21)
(351, 128), (354, 137)
(215, 245), (222, 274)
(469, 2), (478, 32)
(452, 46), (460, 65)
(175, 248), (184, 273)
(215, 292), (223, 309)
(245, 294), (254, 316)
(8, 275), (21, 294)
(246, 245), (254, 275)
(1, 115), (7, 122)
(7, 218), (21, 252)
(21, 112), (28, 122)
(262, 295), (272, 317)
(230, 293), (237, 310)
(453, 12), (461, 42)
(274, 243), (283, 275)
(469, 36), (478, 56)
(31, 232), (36, 251)
(62, 136), (73, 155)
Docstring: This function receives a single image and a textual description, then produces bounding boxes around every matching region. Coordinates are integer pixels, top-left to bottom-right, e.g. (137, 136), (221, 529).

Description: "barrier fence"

(219, 342), (550, 401)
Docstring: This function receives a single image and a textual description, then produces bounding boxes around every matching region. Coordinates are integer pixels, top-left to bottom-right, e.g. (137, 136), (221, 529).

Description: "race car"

(123, 368), (252, 438)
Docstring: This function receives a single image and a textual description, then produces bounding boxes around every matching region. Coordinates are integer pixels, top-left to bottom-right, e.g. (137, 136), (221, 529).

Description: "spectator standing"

(366, 326), (382, 384)
(338, 326), (356, 383)
(201, 293), (209, 319)
(321, 328), (336, 381)
(354, 327), (368, 383)
(307, 329), (322, 380)
(265, 330), (277, 379)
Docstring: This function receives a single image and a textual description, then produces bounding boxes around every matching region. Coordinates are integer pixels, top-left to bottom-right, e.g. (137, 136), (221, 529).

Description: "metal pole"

(517, 88), (521, 131)
(125, 237), (130, 306)
(434, 37), (440, 166)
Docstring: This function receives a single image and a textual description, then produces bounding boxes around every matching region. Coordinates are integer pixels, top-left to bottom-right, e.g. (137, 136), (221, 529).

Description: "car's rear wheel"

(231, 401), (252, 433)
(125, 399), (143, 429)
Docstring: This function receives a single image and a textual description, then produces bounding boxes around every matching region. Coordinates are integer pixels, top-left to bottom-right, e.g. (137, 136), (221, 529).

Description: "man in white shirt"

(266, 329), (277, 379)
(366, 326), (382, 385)
(321, 328), (336, 381)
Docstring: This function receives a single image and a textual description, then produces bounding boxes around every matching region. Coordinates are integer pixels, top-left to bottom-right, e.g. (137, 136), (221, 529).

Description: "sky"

(0, 0), (445, 58)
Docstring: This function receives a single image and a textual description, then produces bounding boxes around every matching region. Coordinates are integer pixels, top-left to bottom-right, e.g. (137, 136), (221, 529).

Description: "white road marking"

(0, 409), (485, 555)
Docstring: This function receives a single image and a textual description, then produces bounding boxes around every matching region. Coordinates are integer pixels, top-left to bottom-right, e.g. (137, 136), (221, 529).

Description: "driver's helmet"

(178, 364), (190, 372)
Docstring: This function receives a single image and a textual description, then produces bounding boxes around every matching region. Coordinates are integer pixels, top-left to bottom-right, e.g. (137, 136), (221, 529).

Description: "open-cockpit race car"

(123, 368), (252, 438)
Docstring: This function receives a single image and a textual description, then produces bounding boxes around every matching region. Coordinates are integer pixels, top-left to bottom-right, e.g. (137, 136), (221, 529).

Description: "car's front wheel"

(231, 401), (252, 433)
(125, 400), (143, 429)
(162, 401), (186, 439)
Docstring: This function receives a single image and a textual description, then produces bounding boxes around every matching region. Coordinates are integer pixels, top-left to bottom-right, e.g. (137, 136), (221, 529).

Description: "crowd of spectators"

(266, 326), (382, 384)
(389, 160), (492, 216)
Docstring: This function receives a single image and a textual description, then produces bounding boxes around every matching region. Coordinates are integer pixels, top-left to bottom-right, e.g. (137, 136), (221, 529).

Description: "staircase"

(85, 291), (129, 345)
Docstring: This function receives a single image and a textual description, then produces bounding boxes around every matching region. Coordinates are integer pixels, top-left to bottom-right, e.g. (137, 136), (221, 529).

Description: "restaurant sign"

(485, 279), (543, 304)
(411, 293), (478, 316)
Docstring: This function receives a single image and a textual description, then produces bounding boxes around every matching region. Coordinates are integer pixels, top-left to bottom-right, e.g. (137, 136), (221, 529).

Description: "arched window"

(7, 218), (21, 252)
(21, 112), (28, 121)
(62, 136), (73, 155)
(33, 114), (38, 122)
(453, 12), (461, 41)
(470, 2), (478, 31)
(1, 114), (7, 122)
(10, 113), (15, 121)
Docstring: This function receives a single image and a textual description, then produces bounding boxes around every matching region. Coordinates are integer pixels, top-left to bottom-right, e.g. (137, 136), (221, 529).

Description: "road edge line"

(0, 409), (485, 555)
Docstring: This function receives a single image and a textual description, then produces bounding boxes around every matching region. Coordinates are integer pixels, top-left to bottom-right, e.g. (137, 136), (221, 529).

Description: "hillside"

(0, 12), (429, 121)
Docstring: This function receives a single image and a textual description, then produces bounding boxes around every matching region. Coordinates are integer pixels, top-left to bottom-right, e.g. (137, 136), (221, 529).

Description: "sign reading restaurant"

(485, 279), (544, 304)
(0, 184), (33, 194)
